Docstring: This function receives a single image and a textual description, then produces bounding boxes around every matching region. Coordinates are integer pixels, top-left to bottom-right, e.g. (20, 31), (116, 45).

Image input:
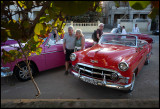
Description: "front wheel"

(14, 62), (36, 81)
(144, 58), (150, 65)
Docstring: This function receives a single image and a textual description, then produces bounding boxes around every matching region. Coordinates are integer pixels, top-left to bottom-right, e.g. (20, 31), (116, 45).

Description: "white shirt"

(121, 29), (127, 39)
(132, 26), (140, 33)
(122, 29), (127, 34)
(117, 24), (120, 28)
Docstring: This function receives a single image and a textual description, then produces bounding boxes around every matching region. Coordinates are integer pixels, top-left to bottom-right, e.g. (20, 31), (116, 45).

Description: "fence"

(117, 19), (152, 32)
(64, 21), (100, 33)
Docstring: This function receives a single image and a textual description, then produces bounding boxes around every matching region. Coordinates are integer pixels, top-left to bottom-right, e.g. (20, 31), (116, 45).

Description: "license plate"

(81, 77), (98, 85)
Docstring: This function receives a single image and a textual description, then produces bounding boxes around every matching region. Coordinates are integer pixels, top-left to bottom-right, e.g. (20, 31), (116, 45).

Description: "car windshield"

(42, 37), (48, 44)
(7, 38), (14, 40)
(99, 35), (137, 47)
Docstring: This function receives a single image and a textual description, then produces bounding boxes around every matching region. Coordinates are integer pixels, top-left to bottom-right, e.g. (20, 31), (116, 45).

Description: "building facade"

(102, 1), (152, 27)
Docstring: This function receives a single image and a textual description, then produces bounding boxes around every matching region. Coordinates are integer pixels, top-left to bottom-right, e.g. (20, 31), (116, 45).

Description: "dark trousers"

(65, 48), (74, 61)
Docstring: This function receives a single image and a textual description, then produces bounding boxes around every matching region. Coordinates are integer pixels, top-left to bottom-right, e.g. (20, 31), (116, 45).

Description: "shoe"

(64, 71), (69, 75)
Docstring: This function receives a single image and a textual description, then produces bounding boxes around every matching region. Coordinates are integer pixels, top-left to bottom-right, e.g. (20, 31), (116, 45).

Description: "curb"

(1, 99), (159, 108)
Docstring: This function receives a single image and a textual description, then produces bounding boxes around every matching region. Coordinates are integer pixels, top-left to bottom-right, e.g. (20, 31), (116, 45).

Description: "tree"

(66, 1), (102, 23)
(1, 1), (96, 98)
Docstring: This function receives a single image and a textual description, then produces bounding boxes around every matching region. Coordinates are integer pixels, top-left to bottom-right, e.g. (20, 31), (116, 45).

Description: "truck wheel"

(14, 62), (36, 81)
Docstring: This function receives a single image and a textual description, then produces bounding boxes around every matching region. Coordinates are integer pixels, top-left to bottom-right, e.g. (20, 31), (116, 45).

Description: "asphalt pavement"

(1, 33), (159, 100)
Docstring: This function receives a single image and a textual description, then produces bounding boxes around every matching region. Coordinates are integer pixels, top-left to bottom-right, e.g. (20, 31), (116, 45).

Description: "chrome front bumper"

(71, 70), (132, 91)
(1, 67), (13, 77)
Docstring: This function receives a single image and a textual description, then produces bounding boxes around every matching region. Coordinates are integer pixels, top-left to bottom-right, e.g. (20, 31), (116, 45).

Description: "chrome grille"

(76, 63), (116, 80)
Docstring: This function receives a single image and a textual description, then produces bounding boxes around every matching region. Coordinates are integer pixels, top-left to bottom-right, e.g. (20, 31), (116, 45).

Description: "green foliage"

(1, 49), (22, 64)
(129, 1), (151, 10)
(114, 1), (120, 8)
(34, 23), (45, 35)
(23, 21), (30, 29)
(54, 1), (95, 16)
(96, 6), (102, 13)
(148, 8), (159, 20)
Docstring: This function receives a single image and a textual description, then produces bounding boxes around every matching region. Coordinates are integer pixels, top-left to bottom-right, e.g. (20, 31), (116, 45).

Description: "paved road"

(1, 35), (159, 99)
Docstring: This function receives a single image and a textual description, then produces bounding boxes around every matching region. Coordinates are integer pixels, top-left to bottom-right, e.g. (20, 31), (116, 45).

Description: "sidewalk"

(1, 99), (159, 108)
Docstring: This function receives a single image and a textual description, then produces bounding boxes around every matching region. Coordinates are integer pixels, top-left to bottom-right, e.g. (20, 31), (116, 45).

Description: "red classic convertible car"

(110, 28), (154, 43)
(70, 34), (152, 93)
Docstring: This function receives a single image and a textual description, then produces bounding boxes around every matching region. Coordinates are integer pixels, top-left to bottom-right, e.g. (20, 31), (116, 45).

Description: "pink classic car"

(1, 35), (93, 81)
(1, 38), (18, 46)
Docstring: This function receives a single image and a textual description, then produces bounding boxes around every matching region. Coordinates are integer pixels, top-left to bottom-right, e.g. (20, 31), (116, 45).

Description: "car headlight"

(70, 53), (76, 61)
(118, 62), (129, 71)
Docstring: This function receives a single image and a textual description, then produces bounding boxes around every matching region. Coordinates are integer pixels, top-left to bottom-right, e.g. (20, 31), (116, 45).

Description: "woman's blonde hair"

(98, 23), (104, 27)
(75, 29), (84, 37)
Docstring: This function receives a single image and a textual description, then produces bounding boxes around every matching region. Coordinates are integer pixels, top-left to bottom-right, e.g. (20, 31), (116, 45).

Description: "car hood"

(76, 44), (137, 69)
(1, 43), (26, 51)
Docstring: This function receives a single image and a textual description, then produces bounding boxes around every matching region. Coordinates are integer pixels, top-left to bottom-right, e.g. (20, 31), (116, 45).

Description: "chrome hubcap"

(19, 66), (32, 79)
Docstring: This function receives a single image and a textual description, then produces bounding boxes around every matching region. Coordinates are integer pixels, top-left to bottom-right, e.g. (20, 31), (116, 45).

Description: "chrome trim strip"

(77, 63), (123, 78)
(1, 67), (13, 77)
(77, 63), (117, 73)
(41, 51), (63, 55)
(71, 71), (132, 91)
(79, 67), (111, 76)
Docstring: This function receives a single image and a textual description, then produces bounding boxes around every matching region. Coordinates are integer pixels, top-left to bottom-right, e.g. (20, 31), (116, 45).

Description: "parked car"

(109, 28), (154, 43)
(152, 29), (159, 35)
(1, 38), (18, 46)
(1, 34), (94, 81)
(70, 34), (152, 93)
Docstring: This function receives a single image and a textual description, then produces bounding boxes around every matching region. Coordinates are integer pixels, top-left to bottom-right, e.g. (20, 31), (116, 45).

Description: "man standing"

(122, 26), (127, 34)
(117, 23), (121, 33)
(92, 23), (104, 45)
(96, 23), (104, 43)
(132, 24), (140, 33)
(121, 26), (127, 39)
(63, 25), (76, 75)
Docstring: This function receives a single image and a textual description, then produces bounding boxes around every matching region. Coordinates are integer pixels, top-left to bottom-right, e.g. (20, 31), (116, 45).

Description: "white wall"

(64, 21), (100, 33)
(118, 19), (151, 32)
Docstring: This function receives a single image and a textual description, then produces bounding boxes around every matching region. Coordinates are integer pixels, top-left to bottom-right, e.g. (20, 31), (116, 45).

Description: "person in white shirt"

(117, 23), (121, 33)
(132, 24), (140, 33)
(121, 26), (127, 39)
(122, 26), (127, 34)
(117, 23), (120, 28)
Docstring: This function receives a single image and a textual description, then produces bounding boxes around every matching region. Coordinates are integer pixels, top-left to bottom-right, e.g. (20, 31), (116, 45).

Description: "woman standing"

(51, 27), (59, 42)
(74, 29), (85, 52)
